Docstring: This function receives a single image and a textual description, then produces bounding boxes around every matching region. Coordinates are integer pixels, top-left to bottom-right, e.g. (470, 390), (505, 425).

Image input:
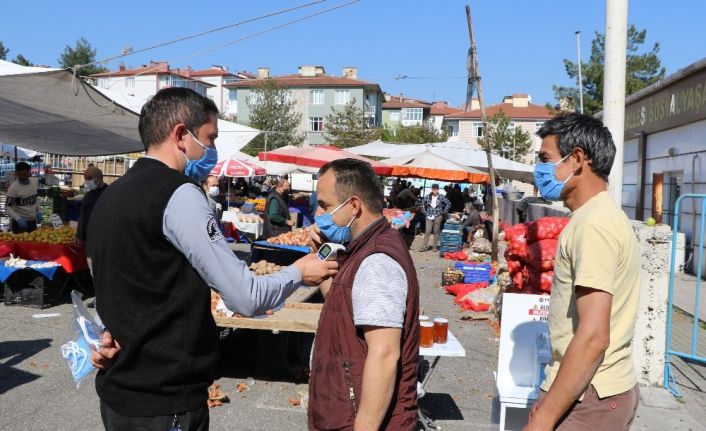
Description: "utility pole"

(603, 0), (628, 205)
(465, 3), (499, 261)
(575, 30), (584, 114)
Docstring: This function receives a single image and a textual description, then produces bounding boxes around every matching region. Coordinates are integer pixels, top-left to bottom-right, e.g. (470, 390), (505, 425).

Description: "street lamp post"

(576, 30), (584, 114)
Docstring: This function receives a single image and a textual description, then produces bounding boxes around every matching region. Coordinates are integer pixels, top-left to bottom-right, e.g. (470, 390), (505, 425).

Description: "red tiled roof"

(383, 100), (430, 109)
(189, 69), (236, 77)
(445, 102), (553, 120)
(224, 74), (380, 90)
(430, 104), (462, 116)
(90, 63), (214, 86)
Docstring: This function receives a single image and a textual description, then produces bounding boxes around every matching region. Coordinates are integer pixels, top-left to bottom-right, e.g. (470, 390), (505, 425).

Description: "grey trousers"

(421, 215), (443, 250)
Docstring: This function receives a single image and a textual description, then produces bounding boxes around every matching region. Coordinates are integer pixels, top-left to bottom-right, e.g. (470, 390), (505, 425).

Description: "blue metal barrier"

(664, 194), (706, 397)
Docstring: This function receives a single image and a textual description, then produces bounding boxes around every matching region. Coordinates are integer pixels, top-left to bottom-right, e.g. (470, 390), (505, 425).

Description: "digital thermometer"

(317, 243), (346, 261)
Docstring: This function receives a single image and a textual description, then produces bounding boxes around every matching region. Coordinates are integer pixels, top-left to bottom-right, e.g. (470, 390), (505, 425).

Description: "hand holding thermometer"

(317, 243), (346, 261)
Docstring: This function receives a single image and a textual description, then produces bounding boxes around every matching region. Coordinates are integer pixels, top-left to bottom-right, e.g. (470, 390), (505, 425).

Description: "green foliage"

(487, 111), (532, 162)
(553, 25), (665, 115)
(12, 54), (33, 67)
(0, 41), (8, 60)
(324, 99), (380, 148)
(241, 79), (304, 156)
(58, 37), (108, 76)
(380, 124), (447, 144)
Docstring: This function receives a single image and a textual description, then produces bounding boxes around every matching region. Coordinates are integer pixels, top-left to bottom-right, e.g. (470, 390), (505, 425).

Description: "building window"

(389, 111), (401, 122)
(335, 89), (350, 105)
(402, 108), (423, 125)
(535, 121), (544, 132)
(472, 122), (484, 138)
(125, 77), (135, 88)
(97, 78), (109, 88)
(508, 122), (516, 133)
(446, 122), (459, 137)
(309, 117), (324, 132)
(310, 89), (324, 105)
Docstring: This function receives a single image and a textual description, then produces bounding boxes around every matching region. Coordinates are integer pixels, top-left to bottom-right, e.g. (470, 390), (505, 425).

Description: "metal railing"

(664, 193), (706, 396)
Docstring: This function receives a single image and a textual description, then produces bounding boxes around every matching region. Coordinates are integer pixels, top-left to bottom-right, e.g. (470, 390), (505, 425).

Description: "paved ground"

(672, 272), (706, 322)
(1, 235), (705, 430)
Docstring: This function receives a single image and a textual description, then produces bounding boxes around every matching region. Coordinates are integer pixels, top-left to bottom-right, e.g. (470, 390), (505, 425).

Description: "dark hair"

(319, 158), (384, 214)
(138, 87), (218, 151)
(15, 162), (30, 172)
(536, 112), (616, 181)
(432, 183), (439, 189)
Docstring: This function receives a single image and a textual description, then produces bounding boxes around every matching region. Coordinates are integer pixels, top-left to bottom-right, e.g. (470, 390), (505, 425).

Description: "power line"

(100, 0), (361, 91)
(77, 0), (328, 70)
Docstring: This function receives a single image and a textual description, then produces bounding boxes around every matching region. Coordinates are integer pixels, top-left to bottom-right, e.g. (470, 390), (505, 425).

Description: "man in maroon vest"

(308, 159), (419, 431)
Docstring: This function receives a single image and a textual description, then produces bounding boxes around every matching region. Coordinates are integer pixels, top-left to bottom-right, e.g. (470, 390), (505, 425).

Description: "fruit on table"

(266, 227), (311, 247)
(238, 214), (260, 224)
(245, 198), (266, 212)
(249, 260), (282, 275)
(0, 226), (77, 245)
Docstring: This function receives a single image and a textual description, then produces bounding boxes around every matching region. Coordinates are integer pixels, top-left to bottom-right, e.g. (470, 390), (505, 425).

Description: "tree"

(324, 99), (380, 148)
(241, 79), (304, 156)
(553, 25), (665, 115)
(487, 111), (532, 162)
(58, 37), (108, 76)
(380, 124), (447, 144)
(0, 41), (8, 60)
(12, 54), (34, 67)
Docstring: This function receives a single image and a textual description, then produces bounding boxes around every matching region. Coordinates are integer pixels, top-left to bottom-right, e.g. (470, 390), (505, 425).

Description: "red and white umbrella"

(210, 158), (266, 178)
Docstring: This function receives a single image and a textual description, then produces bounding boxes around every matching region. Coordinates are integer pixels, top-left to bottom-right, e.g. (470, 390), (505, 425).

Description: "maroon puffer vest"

(308, 217), (419, 430)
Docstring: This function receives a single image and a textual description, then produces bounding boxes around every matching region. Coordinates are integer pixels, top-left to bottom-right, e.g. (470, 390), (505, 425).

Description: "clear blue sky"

(3, 0), (704, 107)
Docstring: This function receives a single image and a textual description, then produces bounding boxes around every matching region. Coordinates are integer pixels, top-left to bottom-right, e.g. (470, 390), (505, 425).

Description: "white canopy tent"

(92, 87), (261, 159)
(348, 140), (535, 183)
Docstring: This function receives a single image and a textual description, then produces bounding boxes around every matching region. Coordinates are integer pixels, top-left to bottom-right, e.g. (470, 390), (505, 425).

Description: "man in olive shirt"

(263, 178), (294, 239)
(525, 113), (640, 431)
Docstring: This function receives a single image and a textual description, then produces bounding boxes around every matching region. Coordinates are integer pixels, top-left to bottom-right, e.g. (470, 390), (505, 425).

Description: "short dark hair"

(15, 162), (30, 172)
(138, 87), (218, 151)
(432, 184), (439, 189)
(319, 158), (384, 214)
(536, 112), (616, 181)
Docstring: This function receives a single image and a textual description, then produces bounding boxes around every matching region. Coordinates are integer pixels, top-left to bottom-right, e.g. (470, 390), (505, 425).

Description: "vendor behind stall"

(234, 177), (249, 197)
(77, 166), (108, 243)
(6, 162), (40, 234)
(263, 177), (294, 239)
(203, 175), (224, 223)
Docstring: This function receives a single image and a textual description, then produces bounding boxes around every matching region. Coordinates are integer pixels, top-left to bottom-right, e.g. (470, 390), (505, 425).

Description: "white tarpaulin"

(92, 86), (261, 159)
(0, 60), (143, 155)
(348, 140), (534, 183)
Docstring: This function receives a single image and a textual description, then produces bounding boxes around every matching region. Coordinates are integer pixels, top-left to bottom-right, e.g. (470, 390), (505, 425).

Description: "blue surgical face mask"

(314, 198), (355, 244)
(533, 154), (574, 201)
(183, 130), (218, 182)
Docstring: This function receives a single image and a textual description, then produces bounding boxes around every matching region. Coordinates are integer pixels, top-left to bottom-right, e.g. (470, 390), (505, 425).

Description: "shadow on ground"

(0, 338), (52, 394)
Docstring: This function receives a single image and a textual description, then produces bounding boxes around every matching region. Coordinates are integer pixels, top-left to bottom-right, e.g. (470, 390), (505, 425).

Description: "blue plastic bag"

(60, 291), (104, 387)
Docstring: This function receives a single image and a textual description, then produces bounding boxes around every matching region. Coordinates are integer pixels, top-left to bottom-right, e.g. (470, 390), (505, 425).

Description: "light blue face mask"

(533, 153), (574, 201)
(314, 198), (355, 244)
(183, 130), (218, 182)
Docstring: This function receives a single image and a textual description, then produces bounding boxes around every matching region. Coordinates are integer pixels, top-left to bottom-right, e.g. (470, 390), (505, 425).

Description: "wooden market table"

(214, 301), (322, 333)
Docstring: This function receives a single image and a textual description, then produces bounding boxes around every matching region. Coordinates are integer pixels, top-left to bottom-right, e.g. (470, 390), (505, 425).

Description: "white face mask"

(84, 180), (97, 191)
(208, 186), (219, 197)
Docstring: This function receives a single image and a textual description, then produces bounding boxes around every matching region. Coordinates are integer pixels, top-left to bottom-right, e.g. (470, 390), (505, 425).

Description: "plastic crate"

(439, 245), (463, 256)
(443, 221), (461, 232)
(454, 262), (492, 284)
(3, 269), (69, 309)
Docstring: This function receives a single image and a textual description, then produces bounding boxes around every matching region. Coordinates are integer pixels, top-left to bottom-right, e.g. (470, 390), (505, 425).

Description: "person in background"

(76, 166), (108, 244)
(447, 183), (465, 213)
(6, 162), (40, 234)
(307, 159), (419, 430)
(263, 177), (294, 239)
(524, 113), (641, 431)
(461, 201), (483, 243)
(203, 175), (223, 223)
(87, 88), (337, 431)
(419, 184), (450, 252)
(395, 185), (417, 211)
(234, 177), (249, 197)
(462, 187), (473, 204)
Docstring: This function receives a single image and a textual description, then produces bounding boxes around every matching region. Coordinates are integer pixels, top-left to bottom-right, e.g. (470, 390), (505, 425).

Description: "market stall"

(0, 226), (89, 308)
(258, 144), (392, 176)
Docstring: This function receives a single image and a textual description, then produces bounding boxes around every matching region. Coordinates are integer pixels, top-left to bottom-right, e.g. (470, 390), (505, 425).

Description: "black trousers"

(100, 400), (209, 431)
(10, 219), (37, 234)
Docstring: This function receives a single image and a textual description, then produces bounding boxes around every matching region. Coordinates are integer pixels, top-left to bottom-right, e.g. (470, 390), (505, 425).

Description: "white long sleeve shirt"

(5, 179), (38, 222)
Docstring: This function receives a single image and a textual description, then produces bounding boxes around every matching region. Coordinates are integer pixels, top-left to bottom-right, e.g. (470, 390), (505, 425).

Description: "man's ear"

(171, 123), (188, 152)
